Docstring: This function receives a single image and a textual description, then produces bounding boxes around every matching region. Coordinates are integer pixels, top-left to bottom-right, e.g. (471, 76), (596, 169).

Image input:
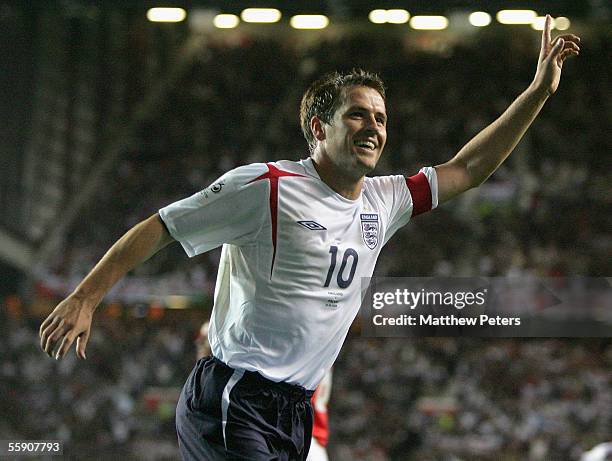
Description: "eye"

(376, 117), (386, 125)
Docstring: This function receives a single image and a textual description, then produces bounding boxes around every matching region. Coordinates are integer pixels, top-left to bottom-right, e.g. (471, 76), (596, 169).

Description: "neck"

(310, 152), (364, 200)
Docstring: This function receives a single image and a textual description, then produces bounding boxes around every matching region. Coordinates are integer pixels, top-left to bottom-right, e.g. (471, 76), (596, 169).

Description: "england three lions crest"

(360, 213), (379, 250)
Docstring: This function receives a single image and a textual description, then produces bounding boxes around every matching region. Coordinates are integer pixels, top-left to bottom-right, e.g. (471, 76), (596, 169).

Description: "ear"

(310, 116), (326, 142)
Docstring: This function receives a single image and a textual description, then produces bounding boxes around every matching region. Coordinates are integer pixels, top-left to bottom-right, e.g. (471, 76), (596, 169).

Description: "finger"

(41, 317), (63, 354)
(544, 15), (552, 49)
(556, 34), (581, 44)
(40, 316), (60, 350)
(563, 41), (580, 53)
(76, 331), (89, 359)
(548, 38), (565, 60)
(39, 315), (55, 337)
(44, 319), (66, 356)
(556, 37), (580, 50)
(560, 46), (579, 58)
(55, 333), (76, 360)
(538, 15), (550, 61)
(560, 49), (579, 62)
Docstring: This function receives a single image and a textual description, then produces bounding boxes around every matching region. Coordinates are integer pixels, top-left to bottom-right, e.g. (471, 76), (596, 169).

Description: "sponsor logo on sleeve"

(210, 181), (224, 193)
(197, 181), (225, 200)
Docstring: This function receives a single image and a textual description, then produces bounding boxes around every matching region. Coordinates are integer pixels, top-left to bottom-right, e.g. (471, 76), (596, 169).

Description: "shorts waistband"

(211, 356), (314, 402)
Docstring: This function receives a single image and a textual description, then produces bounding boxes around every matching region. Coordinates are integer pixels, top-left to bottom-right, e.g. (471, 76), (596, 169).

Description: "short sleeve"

(369, 167), (438, 246)
(405, 167), (438, 216)
(159, 163), (269, 257)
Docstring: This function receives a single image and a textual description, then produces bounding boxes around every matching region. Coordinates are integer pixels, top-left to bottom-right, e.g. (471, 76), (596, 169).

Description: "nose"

(364, 113), (379, 131)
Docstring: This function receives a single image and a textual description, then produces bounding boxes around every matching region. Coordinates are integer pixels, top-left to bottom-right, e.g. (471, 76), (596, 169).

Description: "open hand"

(39, 295), (93, 360)
(532, 14), (580, 97)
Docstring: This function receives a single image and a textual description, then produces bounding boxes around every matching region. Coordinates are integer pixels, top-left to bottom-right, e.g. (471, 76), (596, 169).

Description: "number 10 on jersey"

(323, 246), (359, 289)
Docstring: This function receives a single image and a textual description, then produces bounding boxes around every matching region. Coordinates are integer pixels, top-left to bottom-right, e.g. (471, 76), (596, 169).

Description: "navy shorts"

(176, 356), (314, 460)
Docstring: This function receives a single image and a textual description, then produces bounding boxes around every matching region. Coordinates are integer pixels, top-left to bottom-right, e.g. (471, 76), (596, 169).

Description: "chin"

(357, 160), (376, 173)
(356, 153), (379, 173)
(334, 151), (378, 178)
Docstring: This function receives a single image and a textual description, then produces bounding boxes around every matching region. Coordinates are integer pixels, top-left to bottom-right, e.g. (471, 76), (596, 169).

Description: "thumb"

(76, 330), (90, 359)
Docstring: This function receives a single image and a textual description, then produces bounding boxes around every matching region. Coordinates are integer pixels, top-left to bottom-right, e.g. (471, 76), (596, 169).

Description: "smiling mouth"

(353, 140), (376, 151)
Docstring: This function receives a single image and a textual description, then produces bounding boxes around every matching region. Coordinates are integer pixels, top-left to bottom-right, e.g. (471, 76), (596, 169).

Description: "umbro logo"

(297, 220), (327, 231)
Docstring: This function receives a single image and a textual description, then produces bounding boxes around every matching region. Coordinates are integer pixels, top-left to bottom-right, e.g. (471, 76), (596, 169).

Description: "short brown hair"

(299, 69), (386, 152)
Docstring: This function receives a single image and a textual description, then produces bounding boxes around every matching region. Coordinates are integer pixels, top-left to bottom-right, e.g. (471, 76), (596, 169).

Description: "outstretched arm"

(435, 15), (580, 204)
(39, 213), (174, 359)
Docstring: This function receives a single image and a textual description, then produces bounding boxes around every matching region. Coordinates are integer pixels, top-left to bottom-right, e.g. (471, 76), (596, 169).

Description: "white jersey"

(160, 158), (437, 389)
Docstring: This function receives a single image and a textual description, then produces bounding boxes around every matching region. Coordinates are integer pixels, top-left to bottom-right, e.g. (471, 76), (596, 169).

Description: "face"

(319, 85), (387, 178)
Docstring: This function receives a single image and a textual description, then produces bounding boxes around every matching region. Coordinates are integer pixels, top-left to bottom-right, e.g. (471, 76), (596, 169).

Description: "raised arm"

(435, 15), (580, 204)
(39, 213), (174, 359)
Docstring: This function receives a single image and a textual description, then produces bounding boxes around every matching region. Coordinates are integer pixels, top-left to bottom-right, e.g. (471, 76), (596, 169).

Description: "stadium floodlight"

(409, 15), (449, 30)
(146, 7), (187, 23)
(386, 9), (410, 24)
(290, 15), (329, 29)
(555, 17), (571, 30)
(531, 16), (555, 31)
(214, 14), (240, 29)
(469, 11), (492, 27)
(496, 10), (537, 25)
(369, 9), (388, 24)
(241, 8), (282, 23)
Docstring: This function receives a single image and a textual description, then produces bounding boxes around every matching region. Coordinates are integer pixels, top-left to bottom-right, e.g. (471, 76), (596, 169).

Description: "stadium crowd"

(45, 29), (609, 293)
(332, 337), (611, 460)
(6, 26), (610, 461)
(2, 307), (610, 460)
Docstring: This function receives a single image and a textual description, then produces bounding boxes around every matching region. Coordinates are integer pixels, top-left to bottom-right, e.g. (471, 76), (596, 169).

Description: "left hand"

(531, 14), (580, 97)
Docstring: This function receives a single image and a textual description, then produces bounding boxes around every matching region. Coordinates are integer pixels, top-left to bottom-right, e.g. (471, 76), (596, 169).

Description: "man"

(39, 17), (579, 460)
